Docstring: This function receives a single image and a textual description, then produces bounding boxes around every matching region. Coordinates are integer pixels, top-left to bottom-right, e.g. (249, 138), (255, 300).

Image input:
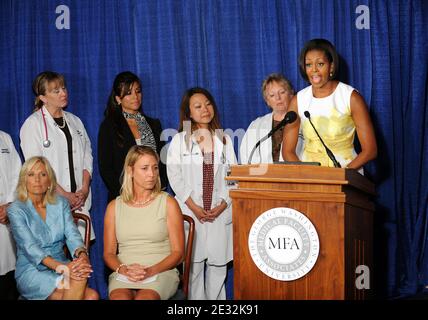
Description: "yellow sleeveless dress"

(108, 192), (179, 299)
(297, 82), (357, 168)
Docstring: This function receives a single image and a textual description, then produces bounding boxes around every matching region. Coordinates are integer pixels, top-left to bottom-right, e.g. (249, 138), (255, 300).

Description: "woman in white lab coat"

(240, 73), (303, 164)
(167, 87), (237, 300)
(0, 130), (21, 300)
(19, 71), (94, 239)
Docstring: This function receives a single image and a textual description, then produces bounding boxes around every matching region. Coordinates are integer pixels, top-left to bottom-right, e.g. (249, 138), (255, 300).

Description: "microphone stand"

(304, 112), (341, 168)
(248, 135), (269, 165)
(247, 111), (297, 164)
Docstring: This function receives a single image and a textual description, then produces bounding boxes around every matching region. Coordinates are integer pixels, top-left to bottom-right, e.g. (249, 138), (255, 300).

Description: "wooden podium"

(227, 164), (375, 300)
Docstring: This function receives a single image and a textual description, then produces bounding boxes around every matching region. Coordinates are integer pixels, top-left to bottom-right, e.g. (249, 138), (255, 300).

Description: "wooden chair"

(62, 212), (92, 260)
(170, 214), (195, 300)
(71, 212), (91, 251)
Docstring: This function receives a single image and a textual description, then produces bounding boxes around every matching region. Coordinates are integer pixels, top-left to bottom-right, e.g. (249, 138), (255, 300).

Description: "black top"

(54, 117), (77, 192)
(97, 113), (167, 202)
(272, 119), (284, 163)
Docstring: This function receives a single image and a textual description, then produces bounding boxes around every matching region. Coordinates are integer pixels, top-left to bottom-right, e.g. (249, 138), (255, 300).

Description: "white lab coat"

(167, 131), (237, 265)
(19, 106), (94, 240)
(0, 131), (21, 275)
(240, 112), (304, 164)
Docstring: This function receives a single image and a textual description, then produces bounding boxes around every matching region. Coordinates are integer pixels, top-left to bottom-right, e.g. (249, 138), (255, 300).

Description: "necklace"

(56, 116), (66, 129)
(132, 194), (153, 206)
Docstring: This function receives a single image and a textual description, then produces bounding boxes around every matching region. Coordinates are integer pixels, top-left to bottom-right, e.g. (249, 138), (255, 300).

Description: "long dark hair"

(178, 87), (226, 146)
(104, 71), (142, 146)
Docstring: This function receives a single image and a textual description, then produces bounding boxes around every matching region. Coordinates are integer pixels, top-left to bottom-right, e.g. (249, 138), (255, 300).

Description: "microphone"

(247, 111), (297, 164)
(267, 111), (297, 138)
(304, 111), (341, 168)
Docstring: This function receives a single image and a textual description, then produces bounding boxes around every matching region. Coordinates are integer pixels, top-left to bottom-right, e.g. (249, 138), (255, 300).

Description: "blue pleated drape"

(0, 0), (427, 299)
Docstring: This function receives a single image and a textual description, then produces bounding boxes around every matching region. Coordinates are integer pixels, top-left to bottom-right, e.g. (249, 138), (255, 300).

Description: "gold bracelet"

(115, 263), (126, 273)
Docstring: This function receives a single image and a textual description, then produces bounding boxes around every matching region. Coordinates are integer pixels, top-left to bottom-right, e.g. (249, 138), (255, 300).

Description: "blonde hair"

(17, 156), (57, 205)
(32, 71), (66, 111)
(120, 145), (161, 203)
(261, 73), (294, 103)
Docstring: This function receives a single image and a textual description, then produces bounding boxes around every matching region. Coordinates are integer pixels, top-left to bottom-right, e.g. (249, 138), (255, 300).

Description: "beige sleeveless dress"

(108, 192), (179, 299)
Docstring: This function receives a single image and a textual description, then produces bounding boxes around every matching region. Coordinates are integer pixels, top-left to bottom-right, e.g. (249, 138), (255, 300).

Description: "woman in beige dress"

(103, 145), (184, 300)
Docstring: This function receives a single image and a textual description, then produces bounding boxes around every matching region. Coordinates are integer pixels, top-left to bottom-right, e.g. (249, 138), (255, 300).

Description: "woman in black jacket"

(98, 71), (167, 201)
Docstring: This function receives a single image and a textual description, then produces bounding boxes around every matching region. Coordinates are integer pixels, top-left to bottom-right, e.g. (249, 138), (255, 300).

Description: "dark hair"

(298, 39), (339, 82)
(32, 71), (66, 111)
(178, 87), (225, 145)
(104, 71), (142, 146)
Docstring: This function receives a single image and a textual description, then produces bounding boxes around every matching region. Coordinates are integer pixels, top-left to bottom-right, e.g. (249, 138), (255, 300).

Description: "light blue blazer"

(7, 196), (84, 300)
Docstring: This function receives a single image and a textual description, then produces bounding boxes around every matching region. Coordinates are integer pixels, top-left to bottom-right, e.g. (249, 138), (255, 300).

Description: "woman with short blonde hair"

(240, 73), (303, 164)
(16, 156), (57, 206)
(8, 156), (98, 300)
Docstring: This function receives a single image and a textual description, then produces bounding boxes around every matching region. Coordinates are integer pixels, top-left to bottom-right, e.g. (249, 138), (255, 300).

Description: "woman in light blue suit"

(7, 156), (98, 300)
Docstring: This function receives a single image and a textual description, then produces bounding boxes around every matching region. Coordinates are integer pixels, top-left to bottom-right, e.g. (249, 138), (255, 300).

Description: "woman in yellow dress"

(283, 39), (377, 171)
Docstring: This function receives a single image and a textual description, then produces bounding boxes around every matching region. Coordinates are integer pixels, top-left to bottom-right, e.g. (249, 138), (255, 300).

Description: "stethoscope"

(41, 108), (51, 148)
(186, 138), (227, 164)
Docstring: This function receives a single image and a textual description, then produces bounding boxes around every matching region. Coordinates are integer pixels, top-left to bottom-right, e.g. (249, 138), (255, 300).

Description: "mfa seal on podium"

(248, 207), (320, 281)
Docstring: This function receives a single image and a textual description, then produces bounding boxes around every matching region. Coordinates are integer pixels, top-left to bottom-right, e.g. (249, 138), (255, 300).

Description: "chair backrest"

(72, 212), (91, 251)
(181, 215), (195, 298)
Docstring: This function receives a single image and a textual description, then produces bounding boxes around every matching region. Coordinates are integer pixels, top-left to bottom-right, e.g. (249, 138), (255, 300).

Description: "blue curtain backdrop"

(0, 0), (427, 299)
